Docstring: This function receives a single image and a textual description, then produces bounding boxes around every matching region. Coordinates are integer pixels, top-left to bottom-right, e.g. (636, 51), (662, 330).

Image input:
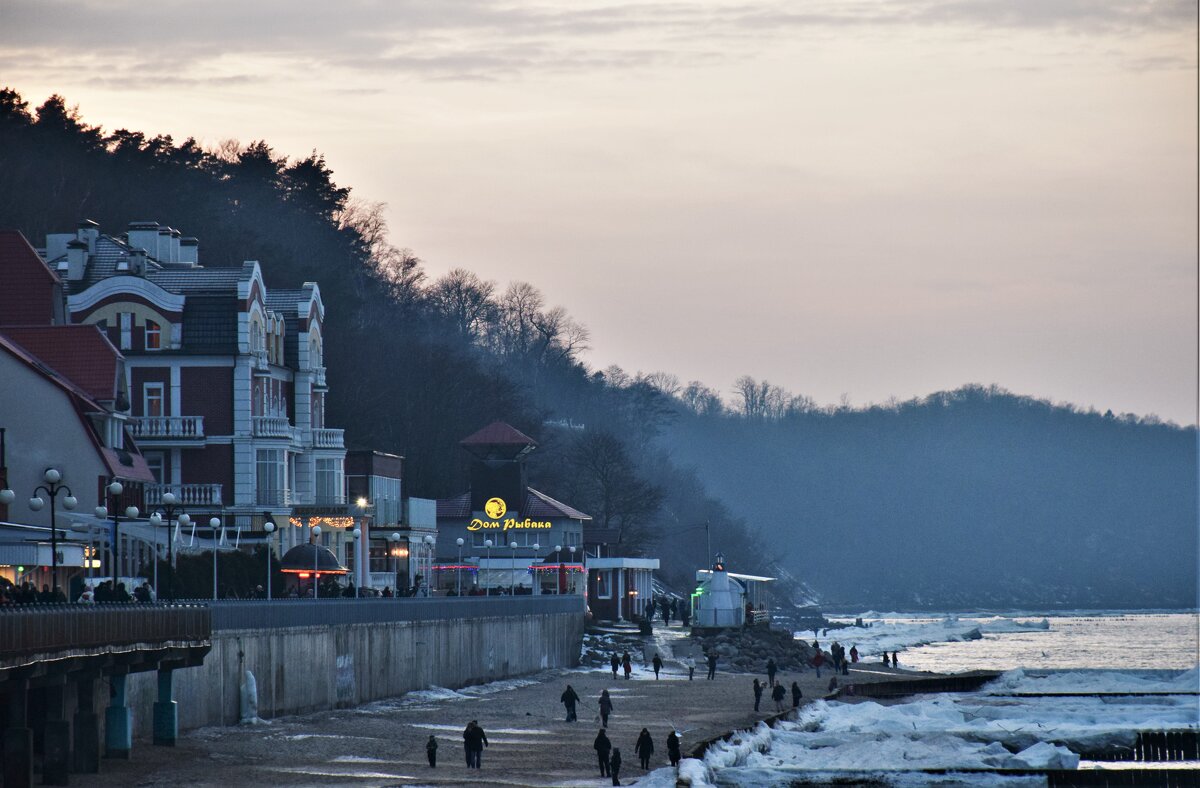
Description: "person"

(561, 684), (580, 722)
(683, 655), (696, 680)
(622, 651), (632, 680)
(635, 728), (654, 769)
(706, 651), (718, 680)
(771, 680), (787, 711)
(892, 651), (899, 668)
(753, 678), (764, 712)
(462, 721), (475, 767)
(136, 581), (153, 602)
(883, 652), (891, 667)
(466, 720), (487, 768)
(812, 650), (824, 678)
(646, 599), (656, 620)
(610, 746), (623, 786)
(114, 582), (131, 603)
(667, 730), (681, 767)
(382, 586), (393, 598)
(850, 645), (859, 663)
(766, 658), (777, 688)
(828, 676), (839, 693)
(662, 603), (670, 627)
(426, 735), (437, 768)
(78, 588), (94, 604)
(652, 653), (663, 680)
(599, 689), (614, 727)
(791, 681), (802, 708)
(95, 581), (110, 603)
(594, 729), (612, 777)
(681, 606), (691, 628)
(610, 653), (620, 679)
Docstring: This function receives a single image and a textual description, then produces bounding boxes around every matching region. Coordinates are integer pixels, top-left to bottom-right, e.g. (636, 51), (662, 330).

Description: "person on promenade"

(652, 653), (663, 679)
(667, 730), (682, 766)
(771, 681), (787, 711)
(850, 645), (859, 663)
(599, 689), (614, 727)
(610, 747), (623, 785)
(791, 681), (802, 708)
(662, 604), (671, 627)
(892, 651), (899, 668)
(683, 655), (696, 680)
(622, 651), (633, 679)
(635, 728), (654, 769)
(766, 658), (778, 687)
(473, 721), (489, 767)
(594, 729), (613, 777)
(753, 678), (764, 711)
(882, 652), (890, 667)
(611, 653), (620, 679)
(647, 599), (657, 620)
(706, 651), (718, 680)
(812, 650), (824, 678)
(425, 735), (437, 768)
(561, 684), (580, 722)
(461, 722), (475, 767)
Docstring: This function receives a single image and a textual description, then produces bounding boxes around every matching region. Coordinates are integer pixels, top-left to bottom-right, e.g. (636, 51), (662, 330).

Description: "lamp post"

(95, 480), (136, 585)
(554, 545), (562, 595)
(509, 541), (518, 595)
(148, 492), (189, 602)
(455, 537), (464, 595)
(350, 527), (362, 596)
(29, 468), (77, 597)
(263, 516), (276, 600)
(311, 525), (322, 599)
(389, 532), (401, 594)
(210, 517), (222, 600)
(354, 497), (372, 592)
(484, 539), (493, 594)
(567, 545), (576, 595)
(423, 534), (435, 597)
(531, 542), (540, 595)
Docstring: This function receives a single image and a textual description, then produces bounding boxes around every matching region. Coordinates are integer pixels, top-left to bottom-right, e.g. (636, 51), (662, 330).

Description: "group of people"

(752, 676), (802, 712)
(645, 596), (690, 628)
(0, 580), (161, 606)
(609, 651), (635, 680)
(593, 727), (681, 785)
(0, 582), (66, 605)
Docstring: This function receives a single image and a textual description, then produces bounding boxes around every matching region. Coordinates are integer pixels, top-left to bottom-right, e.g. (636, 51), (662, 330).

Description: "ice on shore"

(984, 666), (1199, 695)
(814, 615), (1052, 657)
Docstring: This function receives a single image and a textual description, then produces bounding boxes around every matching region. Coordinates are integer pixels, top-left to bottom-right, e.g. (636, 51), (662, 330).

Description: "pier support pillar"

(41, 684), (71, 785)
(152, 669), (177, 747)
(3, 679), (34, 788)
(71, 678), (99, 774)
(103, 674), (131, 759)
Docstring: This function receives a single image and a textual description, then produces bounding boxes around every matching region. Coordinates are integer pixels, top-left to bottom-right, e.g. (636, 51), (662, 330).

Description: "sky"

(2, 0), (1196, 423)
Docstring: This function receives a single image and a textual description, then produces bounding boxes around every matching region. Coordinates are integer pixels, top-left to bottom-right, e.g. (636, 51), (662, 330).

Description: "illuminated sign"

(289, 516), (355, 529)
(484, 497), (507, 519)
(468, 517), (552, 532)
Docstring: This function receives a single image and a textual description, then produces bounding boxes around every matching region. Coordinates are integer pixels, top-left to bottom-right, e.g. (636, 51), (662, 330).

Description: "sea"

(642, 610), (1200, 787)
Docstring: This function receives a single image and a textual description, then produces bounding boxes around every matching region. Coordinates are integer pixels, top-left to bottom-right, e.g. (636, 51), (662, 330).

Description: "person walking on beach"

(652, 653), (663, 679)
(812, 650), (824, 678)
(667, 730), (682, 767)
(771, 680), (787, 711)
(561, 684), (580, 722)
(462, 722), (475, 767)
(464, 720), (487, 768)
(753, 678), (764, 711)
(594, 729), (613, 777)
(610, 747), (623, 785)
(599, 689), (614, 727)
(611, 653), (620, 679)
(425, 735), (438, 768)
(706, 651), (718, 680)
(766, 657), (778, 687)
(791, 681), (802, 708)
(882, 652), (891, 667)
(828, 676), (839, 693)
(850, 645), (859, 663)
(892, 651), (899, 668)
(684, 655), (696, 680)
(635, 728), (654, 769)
(662, 603), (671, 627)
(622, 651), (633, 679)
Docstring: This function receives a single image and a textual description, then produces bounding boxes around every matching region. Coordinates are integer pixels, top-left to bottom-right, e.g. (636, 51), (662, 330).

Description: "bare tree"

(427, 268), (497, 338)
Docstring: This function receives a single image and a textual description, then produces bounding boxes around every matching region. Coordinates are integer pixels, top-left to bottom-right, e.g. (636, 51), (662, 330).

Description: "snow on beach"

(814, 614), (1051, 658)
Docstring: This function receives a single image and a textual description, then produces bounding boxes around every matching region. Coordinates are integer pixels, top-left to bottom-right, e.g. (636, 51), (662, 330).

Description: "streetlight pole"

(484, 539), (492, 595)
(554, 545), (562, 595)
(455, 537), (464, 595)
(95, 480), (137, 585)
(263, 517), (276, 600)
(312, 525), (322, 599)
(350, 527), (362, 596)
(29, 468), (77, 598)
(531, 542), (540, 595)
(567, 545), (576, 595)
(210, 516), (222, 600)
(423, 534), (435, 596)
(509, 541), (517, 595)
(149, 492), (189, 602)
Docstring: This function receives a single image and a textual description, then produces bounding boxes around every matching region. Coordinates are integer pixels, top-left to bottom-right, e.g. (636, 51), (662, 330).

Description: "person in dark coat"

(706, 651), (718, 680)
(766, 658), (778, 687)
(652, 653), (663, 679)
(828, 676), (839, 693)
(771, 681), (787, 711)
(892, 651), (899, 668)
(610, 747), (623, 786)
(561, 684), (580, 722)
(882, 652), (890, 667)
(461, 722), (475, 767)
(812, 650), (825, 678)
(594, 729), (612, 776)
(666, 730), (681, 766)
(850, 645), (859, 663)
(753, 678), (764, 711)
(610, 653), (620, 679)
(791, 681), (802, 708)
(426, 735), (438, 767)
(635, 728), (654, 769)
(599, 689), (614, 727)
(622, 651), (632, 679)
(662, 603), (670, 626)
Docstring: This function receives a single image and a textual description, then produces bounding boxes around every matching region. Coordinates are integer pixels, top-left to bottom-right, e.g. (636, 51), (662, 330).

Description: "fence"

(0, 603), (212, 660)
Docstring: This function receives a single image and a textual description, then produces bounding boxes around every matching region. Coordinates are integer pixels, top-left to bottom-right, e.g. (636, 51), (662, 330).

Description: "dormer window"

(145, 320), (162, 350)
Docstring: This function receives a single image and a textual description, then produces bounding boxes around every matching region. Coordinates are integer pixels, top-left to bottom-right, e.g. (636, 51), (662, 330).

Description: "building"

(435, 422), (589, 594)
(35, 220), (348, 559)
(691, 555), (775, 629)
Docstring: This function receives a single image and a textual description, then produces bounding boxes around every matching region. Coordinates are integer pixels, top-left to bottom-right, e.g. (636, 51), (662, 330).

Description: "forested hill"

(2, 90), (1195, 609)
(665, 385), (1198, 609)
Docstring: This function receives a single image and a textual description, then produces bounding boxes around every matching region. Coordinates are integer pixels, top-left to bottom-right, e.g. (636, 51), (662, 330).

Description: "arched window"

(309, 336), (322, 369)
(145, 320), (162, 350)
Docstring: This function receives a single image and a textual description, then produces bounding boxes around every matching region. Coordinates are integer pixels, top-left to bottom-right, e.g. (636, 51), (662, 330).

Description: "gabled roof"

(436, 491), (472, 519)
(460, 421), (538, 448)
(0, 230), (61, 326)
(436, 488), (591, 521)
(0, 230), (59, 284)
(0, 325), (122, 401)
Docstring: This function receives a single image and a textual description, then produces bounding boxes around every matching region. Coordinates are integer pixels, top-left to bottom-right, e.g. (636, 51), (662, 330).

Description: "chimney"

(170, 229), (182, 264)
(76, 219), (100, 252)
(129, 249), (148, 277)
(66, 239), (88, 281)
(157, 227), (173, 262)
(127, 221), (160, 259)
(179, 237), (199, 265)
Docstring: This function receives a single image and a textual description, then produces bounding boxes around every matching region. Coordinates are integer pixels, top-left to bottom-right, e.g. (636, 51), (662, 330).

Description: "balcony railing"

(129, 416), (205, 440)
(145, 483), (223, 507)
(256, 488), (293, 507)
(311, 427), (345, 449)
(253, 416), (292, 438)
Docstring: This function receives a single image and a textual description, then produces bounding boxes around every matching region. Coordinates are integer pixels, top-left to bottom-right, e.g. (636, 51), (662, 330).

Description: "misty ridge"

(2, 90), (1195, 609)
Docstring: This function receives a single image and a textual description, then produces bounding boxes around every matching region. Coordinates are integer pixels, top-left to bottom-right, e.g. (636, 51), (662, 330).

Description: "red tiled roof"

(0, 230), (60, 326)
(459, 421), (538, 447)
(1, 325), (122, 401)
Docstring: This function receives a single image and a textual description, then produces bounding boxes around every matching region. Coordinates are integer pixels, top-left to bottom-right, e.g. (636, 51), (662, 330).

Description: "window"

(256, 449), (286, 506)
(143, 383), (164, 418)
(595, 570), (611, 599)
(315, 458), (344, 505)
(119, 313), (133, 350)
(145, 320), (162, 350)
(145, 452), (165, 483)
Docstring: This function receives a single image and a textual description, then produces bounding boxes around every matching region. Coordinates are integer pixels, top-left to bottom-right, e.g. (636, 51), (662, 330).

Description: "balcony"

(310, 427), (344, 449)
(145, 483), (223, 508)
(253, 416), (293, 439)
(256, 488), (293, 507)
(130, 416), (205, 440)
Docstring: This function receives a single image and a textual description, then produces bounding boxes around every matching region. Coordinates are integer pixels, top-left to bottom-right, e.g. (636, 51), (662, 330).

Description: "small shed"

(692, 558), (775, 629)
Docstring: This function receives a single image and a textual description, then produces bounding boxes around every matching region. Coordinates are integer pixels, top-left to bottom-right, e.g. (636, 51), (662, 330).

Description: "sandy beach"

(80, 628), (924, 787)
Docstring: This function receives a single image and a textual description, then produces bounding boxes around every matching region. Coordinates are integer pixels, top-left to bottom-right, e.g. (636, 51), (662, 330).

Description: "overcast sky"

(3, 0), (1196, 423)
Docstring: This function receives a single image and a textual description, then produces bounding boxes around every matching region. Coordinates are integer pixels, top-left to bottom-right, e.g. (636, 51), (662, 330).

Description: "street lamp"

(263, 516), (276, 600)
(484, 539), (493, 595)
(555, 545), (562, 595)
(95, 480), (137, 585)
(423, 534), (435, 597)
(509, 541), (518, 595)
(311, 525), (322, 599)
(148, 492), (189, 601)
(389, 532), (401, 594)
(567, 545), (576, 595)
(210, 517), (222, 600)
(350, 528), (362, 597)
(455, 537), (465, 595)
(532, 543), (540, 595)
(30, 467), (77, 598)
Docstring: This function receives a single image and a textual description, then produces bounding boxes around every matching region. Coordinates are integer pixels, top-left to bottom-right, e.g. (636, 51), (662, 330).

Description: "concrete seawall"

(125, 598), (585, 737)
